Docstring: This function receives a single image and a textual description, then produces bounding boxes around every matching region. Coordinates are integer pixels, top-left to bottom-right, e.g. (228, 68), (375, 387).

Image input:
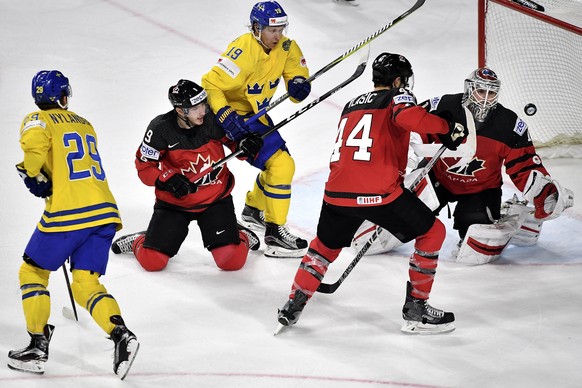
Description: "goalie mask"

(463, 67), (500, 122)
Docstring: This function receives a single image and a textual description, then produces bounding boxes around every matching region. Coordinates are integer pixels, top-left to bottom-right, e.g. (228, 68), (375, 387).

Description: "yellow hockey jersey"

(19, 108), (122, 233)
(202, 32), (309, 116)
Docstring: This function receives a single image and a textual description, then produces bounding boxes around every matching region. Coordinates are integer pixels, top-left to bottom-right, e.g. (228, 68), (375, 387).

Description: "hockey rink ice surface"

(1, 1), (581, 387)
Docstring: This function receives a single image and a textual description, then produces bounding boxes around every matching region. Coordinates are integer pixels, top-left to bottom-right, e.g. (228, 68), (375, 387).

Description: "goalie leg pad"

(456, 203), (529, 265)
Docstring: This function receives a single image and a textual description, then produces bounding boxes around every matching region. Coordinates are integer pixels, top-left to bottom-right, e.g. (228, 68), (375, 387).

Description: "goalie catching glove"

(522, 170), (574, 220)
(155, 169), (198, 199)
(16, 163), (52, 198)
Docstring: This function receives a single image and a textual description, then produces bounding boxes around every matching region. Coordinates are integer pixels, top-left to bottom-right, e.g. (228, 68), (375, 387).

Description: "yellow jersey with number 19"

(19, 108), (122, 233)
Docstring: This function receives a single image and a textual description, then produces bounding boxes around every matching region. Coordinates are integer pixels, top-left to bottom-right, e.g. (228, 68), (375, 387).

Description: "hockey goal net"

(479, 0), (582, 158)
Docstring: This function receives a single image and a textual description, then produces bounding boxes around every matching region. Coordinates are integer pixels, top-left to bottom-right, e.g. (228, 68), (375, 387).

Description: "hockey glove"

(216, 106), (250, 142)
(533, 182), (558, 219)
(16, 164), (52, 198)
(287, 76), (311, 102)
(237, 133), (264, 159)
(438, 121), (468, 151)
(155, 169), (197, 199)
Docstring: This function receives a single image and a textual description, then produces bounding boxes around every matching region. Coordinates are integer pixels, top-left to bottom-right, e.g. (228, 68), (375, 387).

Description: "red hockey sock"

(211, 243), (248, 271)
(408, 218), (445, 299)
(132, 235), (170, 271)
(290, 237), (342, 299)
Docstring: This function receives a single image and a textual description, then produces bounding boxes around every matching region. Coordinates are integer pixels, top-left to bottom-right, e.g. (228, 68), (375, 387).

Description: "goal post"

(478, 0), (582, 158)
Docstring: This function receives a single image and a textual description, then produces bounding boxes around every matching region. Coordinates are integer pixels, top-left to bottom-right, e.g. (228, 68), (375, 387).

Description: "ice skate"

(275, 290), (308, 334)
(237, 222), (260, 251)
(241, 204), (266, 232)
(7, 324), (54, 374)
(110, 316), (139, 380)
(401, 282), (455, 334)
(111, 231), (146, 254)
(264, 222), (308, 258)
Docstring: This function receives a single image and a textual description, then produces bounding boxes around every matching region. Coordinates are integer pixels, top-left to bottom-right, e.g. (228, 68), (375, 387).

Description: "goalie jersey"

(423, 93), (550, 195)
(323, 88), (450, 207)
(19, 109), (122, 233)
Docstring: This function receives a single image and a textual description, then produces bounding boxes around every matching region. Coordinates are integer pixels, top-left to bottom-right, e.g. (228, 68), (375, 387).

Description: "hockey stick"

(316, 144), (448, 294)
(317, 107), (477, 294)
(246, 0), (426, 125)
(62, 262), (78, 321)
(188, 47), (370, 184)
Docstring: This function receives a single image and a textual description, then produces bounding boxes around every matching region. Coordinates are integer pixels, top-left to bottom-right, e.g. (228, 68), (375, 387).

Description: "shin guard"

(408, 219), (445, 299)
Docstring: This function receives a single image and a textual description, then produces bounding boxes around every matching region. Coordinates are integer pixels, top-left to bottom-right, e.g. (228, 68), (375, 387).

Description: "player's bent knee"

(71, 269), (106, 307)
(19, 261), (50, 287)
(135, 246), (170, 271)
(211, 243), (247, 271)
(416, 218), (446, 252)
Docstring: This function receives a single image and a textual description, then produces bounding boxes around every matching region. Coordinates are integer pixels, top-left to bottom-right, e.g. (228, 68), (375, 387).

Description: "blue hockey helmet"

(250, 1), (288, 28)
(32, 70), (72, 107)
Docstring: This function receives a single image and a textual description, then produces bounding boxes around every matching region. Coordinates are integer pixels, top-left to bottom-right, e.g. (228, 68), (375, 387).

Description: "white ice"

(1, 1), (581, 387)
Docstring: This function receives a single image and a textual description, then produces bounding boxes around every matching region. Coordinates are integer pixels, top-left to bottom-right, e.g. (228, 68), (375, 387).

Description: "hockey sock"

(132, 235), (170, 271)
(19, 262), (51, 334)
(290, 237), (341, 298)
(409, 219), (445, 299)
(71, 269), (122, 334)
(211, 243), (248, 271)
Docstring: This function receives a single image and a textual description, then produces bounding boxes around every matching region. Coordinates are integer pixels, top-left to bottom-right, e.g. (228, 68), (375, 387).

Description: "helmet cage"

(464, 67), (501, 122)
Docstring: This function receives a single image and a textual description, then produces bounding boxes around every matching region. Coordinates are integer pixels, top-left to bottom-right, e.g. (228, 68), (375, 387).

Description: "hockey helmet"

(168, 79), (207, 108)
(372, 52), (414, 88)
(464, 67), (501, 122)
(250, 1), (288, 29)
(32, 70), (72, 107)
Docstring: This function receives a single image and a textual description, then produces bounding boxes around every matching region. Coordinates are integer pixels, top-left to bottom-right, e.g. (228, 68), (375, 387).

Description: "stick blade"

(62, 306), (78, 321)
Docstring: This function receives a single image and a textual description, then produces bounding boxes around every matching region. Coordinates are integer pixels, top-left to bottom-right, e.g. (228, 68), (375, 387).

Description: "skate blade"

(273, 323), (287, 336)
(264, 246), (307, 259)
(116, 340), (140, 380)
(240, 219), (266, 234)
(7, 358), (45, 374)
(400, 320), (455, 335)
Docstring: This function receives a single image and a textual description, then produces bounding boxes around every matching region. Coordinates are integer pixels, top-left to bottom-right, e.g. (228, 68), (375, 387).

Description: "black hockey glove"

(237, 133), (264, 159)
(155, 169), (197, 198)
(16, 163), (52, 198)
(434, 110), (468, 151)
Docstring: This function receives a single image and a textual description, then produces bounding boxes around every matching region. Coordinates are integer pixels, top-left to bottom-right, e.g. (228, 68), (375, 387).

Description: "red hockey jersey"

(135, 110), (235, 212)
(423, 93), (549, 195)
(324, 88), (450, 207)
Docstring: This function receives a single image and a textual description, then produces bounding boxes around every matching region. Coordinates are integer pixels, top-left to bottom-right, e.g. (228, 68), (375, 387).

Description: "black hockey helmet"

(168, 79), (207, 108)
(372, 52), (413, 88)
